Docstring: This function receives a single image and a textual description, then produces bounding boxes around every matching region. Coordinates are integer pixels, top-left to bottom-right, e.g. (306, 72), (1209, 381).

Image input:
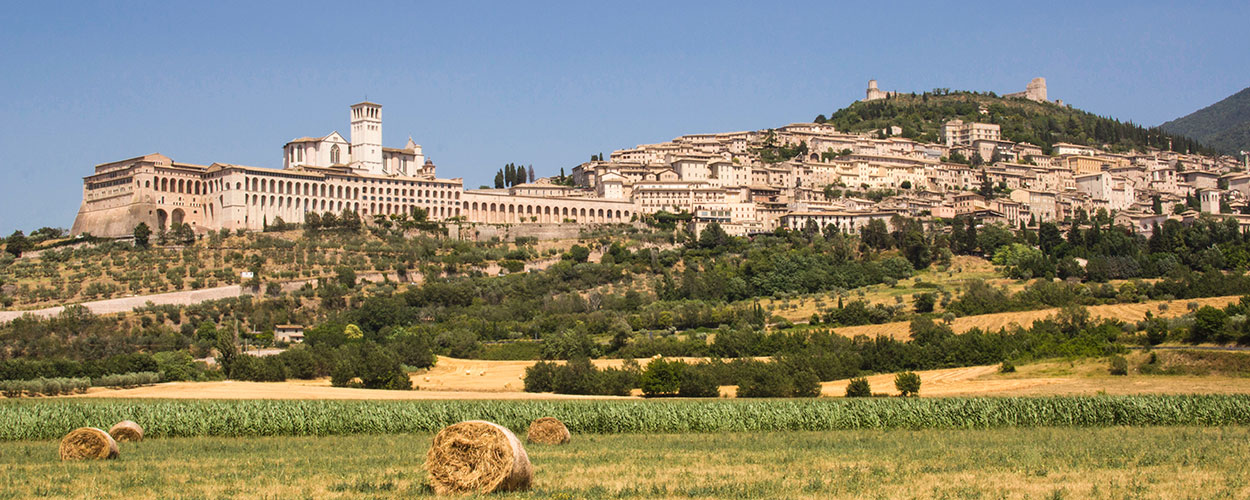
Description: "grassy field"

(3, 427), (1249, 499)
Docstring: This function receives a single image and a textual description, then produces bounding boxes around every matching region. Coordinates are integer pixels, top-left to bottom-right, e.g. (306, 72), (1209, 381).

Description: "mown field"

(6, 396), (1250, 440)
(3, 427), (1249, 499)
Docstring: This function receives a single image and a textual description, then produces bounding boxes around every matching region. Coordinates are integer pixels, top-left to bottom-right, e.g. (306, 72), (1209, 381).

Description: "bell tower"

(350, 101), (383, 174)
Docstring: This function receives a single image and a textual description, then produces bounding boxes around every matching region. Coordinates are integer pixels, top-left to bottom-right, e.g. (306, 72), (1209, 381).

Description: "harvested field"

(832, 295), (1243, 340)
(67, 348), (1250, 400)
(5, 427), (1250, 498)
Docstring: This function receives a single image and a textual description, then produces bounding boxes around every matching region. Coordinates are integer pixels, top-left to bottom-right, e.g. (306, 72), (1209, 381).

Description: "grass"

(3, 427), (1249, 498)
(7, 396), (1250, 440)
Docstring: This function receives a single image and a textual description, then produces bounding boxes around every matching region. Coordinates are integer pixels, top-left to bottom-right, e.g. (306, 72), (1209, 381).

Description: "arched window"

(331, 145), (341, 164)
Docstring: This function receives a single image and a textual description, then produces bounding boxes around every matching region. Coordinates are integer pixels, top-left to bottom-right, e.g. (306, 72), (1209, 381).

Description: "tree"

(304, 212), (321, 231)
(527, 165), (536, 183)
(339, 209), (362, 231)
(4, 231), (30, 257)
(493, 170), (505, 189)
(564, 245), (590, 263)
(845, 377), (871, 397)
(335, 266), (357, 288)
(861, 219), (892, 250)
(344, 323), (364, 341)
(132, 223), (152, 249)
(1190, 306), (1227, 343)
(640, 358), (683, 397)
(913, 292), (936, 313)
(1038, 222), (1063, 255)
(697, 222), (732, 250)
(214, 326), (239, 375)
(894, 371), (921, 396)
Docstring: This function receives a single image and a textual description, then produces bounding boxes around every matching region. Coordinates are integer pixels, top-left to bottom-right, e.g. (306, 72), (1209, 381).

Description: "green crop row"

(3, 395), (1250, 441)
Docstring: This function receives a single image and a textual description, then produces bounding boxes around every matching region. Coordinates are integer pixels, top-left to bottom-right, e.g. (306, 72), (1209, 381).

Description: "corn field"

(3, 395), (1250, 441)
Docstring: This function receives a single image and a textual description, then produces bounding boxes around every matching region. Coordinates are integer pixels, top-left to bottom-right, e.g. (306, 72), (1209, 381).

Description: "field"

(3, 426), (1249, 498)
(830, 295), (1243, 340)
(6, 396), (1250, 441)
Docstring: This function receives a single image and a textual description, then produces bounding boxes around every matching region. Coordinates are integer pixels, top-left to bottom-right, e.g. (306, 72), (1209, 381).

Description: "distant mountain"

(820, 91), (1215, 156)
(1159, 86), (1250, 155)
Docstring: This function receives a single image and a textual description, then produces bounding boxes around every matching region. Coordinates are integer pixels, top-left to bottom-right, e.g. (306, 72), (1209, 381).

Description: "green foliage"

(826, 91), (1216, 155)
(1108, 355), (1128, 376)
(894, 371), (921, 396)
(845, 377), (872, 397)
(6, 395), (1250, 439)
(1158, 86), (1250, 155)
(640, 358), (683, 397)
(133, 223), (151, 249)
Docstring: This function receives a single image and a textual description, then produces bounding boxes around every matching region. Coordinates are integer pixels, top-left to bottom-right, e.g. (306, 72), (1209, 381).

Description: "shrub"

(677, 367), (720, 397)
(522, 361), (558, 392)
(1109, 355), (1129, 376)
(999, 361), (1016, 373)
(845, 377), (871, 397)
(895, 371), (921, 397)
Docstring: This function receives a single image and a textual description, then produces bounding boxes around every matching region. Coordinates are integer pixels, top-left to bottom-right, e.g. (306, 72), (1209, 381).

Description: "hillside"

(1159, 86), (1250, 155)
(819, 91), (1215, 156)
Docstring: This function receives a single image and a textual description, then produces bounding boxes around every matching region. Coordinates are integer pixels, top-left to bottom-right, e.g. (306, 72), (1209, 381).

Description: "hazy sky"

(1, 0), (1246, 234)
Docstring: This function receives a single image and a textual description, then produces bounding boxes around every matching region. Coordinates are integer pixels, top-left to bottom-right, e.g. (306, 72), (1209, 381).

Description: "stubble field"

(3, 426), (1248, 499)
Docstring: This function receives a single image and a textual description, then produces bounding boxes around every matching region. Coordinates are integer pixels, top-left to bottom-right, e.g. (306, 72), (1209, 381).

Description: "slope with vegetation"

(817, 90), (1215, 155)
(1159, 86), (1250, 155)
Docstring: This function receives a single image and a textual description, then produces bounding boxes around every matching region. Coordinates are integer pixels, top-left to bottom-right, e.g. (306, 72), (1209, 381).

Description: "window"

(331, 145), (340, 164)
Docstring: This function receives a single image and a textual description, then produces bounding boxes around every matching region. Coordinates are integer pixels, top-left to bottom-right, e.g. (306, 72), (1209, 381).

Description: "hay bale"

(108, 420), (144, 442)
(424, 420), (532, 495)
(59, 427), (119, 461)
(526, 417), (571, 445)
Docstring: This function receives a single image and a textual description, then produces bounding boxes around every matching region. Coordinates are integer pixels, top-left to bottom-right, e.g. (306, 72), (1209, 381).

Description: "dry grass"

(6, 427), (1250, 498)
(71, 348), (1250, 401)
(820, 353), (1250, 398)
(832, 295), (1243, 340)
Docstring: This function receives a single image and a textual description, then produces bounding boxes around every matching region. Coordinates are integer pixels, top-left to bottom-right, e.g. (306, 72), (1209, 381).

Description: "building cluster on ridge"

(72, 85), (1246, 240)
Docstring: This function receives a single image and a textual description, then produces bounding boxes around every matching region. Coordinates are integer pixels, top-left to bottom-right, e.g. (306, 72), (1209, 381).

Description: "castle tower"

(350, 101), (383, 174)
(1025, 78), (1047, 102)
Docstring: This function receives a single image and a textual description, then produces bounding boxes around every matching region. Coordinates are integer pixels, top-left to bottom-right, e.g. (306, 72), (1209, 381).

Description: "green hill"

(1159, 86), (1250, 156)
(817, 90), (1215, 156)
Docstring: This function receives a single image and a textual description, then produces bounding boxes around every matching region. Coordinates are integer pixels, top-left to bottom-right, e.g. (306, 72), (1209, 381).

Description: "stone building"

(72, 102), (635, 237)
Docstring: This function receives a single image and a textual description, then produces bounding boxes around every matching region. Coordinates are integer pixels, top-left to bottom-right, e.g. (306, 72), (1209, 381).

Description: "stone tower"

(350, 101), (383, 174)
(1025, 77), (1047, 102)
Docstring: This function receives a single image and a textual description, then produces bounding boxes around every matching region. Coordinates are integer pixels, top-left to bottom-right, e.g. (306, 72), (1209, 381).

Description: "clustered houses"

(73, 90), (1246, 240)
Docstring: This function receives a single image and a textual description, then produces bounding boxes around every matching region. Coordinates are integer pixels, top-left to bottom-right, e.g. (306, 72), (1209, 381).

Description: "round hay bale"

(526, 417), (571, 445)
(424, 420), (532, 495)
(59, 427), (119, 461)
(108, 420), (144, 442)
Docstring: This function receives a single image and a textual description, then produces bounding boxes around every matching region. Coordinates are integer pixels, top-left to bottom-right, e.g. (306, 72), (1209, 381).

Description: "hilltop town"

(70, 79), (1247, 241)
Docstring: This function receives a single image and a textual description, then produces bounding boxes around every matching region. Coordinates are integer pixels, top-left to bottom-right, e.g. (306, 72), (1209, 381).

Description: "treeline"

(213, 325), (433, 390)
(523, 306), (1125, 397)
(493, 163), (533, 188)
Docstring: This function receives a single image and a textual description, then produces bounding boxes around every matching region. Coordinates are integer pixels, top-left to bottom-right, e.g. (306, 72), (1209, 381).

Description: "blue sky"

(1, 0), (1246, 234)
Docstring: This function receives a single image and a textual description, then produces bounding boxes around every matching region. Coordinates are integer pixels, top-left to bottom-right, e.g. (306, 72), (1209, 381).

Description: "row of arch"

(466, 200), (630, 224)
(150, 177), (204, 195)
